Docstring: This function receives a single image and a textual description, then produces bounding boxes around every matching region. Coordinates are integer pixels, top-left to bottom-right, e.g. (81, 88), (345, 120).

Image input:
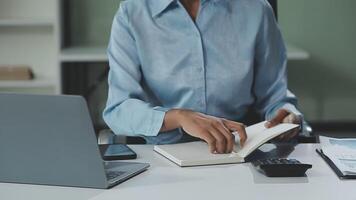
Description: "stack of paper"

(320, 136), (356, 175)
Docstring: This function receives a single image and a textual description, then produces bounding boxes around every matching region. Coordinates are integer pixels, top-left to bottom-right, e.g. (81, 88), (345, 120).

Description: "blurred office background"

(0, 0), (355, 135)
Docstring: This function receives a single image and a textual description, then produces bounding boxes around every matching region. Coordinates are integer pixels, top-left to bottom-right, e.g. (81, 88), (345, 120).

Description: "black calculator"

(252, 158), (312, 177)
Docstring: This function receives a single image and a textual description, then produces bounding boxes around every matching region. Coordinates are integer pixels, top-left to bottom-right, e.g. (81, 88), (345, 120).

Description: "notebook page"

(235, 121), (299, 158)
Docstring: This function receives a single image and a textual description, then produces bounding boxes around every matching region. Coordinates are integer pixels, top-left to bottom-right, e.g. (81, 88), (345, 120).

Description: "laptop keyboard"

(106, 171), (125, 180)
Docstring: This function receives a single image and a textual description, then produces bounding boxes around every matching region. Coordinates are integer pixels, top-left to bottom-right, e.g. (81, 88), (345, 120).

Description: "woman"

(103, 0), (303, 154)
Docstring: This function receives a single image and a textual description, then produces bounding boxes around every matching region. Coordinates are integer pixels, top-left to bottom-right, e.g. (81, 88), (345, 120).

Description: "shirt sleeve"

(103, 4), (168, 137)
(253, 1), (304, 122)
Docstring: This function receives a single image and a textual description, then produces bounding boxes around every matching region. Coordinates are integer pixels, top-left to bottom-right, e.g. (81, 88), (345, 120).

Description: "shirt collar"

(151, 0), (221, 18)
(151, 0), (178, 17)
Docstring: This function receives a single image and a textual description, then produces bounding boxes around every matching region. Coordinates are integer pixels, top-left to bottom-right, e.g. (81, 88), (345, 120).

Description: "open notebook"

(154, 121), (299, 167)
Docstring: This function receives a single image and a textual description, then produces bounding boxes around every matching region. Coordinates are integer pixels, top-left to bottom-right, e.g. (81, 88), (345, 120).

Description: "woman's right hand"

(161, 109), (247, 154)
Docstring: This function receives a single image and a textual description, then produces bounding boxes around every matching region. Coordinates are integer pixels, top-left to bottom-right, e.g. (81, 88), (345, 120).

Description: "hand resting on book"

(161, 109), (247, 154)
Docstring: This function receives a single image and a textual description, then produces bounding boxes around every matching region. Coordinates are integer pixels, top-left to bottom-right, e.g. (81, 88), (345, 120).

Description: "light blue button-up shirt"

(103, 0), (303, 144)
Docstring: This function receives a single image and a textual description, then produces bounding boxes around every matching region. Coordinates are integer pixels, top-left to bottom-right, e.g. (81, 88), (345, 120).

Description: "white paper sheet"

(320, 136), (356, 175)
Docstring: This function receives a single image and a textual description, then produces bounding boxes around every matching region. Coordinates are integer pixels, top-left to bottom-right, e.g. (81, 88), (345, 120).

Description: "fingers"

(178, 111), (245, 154)
(283, 113), (302, 127)
(277, 113), (301, 141)
(201, 132), (217, 153)
(193, 127), (216, 153)
(223, 120), (247, 147)
(198, 120), (235, 154)
(208, 127), (228, 154)
(195, 125), (230, 154)
(265, 109), (290, 128)
(212, 122), (234, 153)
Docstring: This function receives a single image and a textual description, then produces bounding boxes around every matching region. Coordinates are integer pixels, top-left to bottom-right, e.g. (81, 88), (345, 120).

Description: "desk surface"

(0, 144), (355, 200)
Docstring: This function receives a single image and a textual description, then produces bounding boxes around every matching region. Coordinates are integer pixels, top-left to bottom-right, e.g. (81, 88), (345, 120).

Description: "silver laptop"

(0, 93), (149, 189)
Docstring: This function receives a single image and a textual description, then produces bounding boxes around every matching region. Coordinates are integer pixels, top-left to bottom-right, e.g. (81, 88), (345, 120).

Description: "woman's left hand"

(265, 109), (301, 141)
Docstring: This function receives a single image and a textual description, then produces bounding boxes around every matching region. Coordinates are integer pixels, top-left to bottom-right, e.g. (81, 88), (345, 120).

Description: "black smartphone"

(99, 144), (137, 160)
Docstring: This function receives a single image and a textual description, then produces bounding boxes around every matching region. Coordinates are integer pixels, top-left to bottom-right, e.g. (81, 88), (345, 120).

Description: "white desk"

(0, 144), (355, 200)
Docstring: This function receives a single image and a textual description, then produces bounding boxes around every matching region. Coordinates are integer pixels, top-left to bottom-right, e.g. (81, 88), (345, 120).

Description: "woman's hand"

(265, 109), (301, 141)
(162, 109), (247, 154)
